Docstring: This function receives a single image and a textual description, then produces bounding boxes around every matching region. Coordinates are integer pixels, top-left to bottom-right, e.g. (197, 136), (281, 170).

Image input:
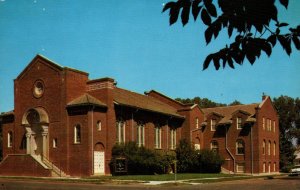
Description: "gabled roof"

(114, 88), (184, 119)
(202, 104), (259, 125)
(16, 54), (88, 80)
(67, 94), (107, 108)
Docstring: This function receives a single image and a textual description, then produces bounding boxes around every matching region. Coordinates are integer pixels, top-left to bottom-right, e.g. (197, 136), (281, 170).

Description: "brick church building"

(0, 55), (279, 177)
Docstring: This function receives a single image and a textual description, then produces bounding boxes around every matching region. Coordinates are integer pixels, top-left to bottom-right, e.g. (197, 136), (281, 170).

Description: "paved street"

(0, 176), (299, 190)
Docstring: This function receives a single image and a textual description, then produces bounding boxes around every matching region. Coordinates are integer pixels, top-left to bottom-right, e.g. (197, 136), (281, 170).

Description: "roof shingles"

(113, 88), (184, 118)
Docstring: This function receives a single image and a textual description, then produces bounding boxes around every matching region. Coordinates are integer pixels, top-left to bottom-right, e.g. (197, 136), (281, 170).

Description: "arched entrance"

(94, 142), (105, 174)
(22, 107), (49, 160)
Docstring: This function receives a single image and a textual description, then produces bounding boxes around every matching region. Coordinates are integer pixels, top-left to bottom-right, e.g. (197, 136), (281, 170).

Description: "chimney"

(262, 92), (267, 101)
(86, 77), (116, 92)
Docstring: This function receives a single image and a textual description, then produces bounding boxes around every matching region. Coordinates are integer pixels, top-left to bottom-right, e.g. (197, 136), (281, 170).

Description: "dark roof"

(202, 104), (259, 125)
(113, 88), (184, 119)
(0, 110), (14, 117)
(67, 94), (107, 108)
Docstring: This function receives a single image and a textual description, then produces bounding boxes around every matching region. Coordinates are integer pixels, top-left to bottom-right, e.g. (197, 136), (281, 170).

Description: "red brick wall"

(0, 154), (51, 177)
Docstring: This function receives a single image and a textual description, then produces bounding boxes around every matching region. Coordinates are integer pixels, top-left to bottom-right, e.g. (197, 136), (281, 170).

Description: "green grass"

(88, 173), (237, 181)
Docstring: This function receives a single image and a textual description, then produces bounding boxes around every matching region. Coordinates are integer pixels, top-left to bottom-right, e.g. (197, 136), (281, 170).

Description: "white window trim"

(236, 139), (245, 155)
(273, 142), (276, 156)
(116, 120), (125, 144)
(263, 117), (265, 130)
(74, 125), (81, 144)
(97, 120), (102, 131)
(262, 140), (266, 155)
(237, 117), (242, 129)
(137, 123), (145, 147)
(7, 131), (12, 148)
(155, 126), (162, 149)
(211, 119), (216, 131)
(170, 128), (176, 149)
(53, 138), (57, 148)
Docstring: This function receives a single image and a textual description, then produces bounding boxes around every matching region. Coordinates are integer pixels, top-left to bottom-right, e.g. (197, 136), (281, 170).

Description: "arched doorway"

(22, 108), (49, 160)
(94, 142), (105, 174)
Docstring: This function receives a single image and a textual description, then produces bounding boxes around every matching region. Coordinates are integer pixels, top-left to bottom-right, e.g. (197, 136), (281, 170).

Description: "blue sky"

(0, 0), (299, 113)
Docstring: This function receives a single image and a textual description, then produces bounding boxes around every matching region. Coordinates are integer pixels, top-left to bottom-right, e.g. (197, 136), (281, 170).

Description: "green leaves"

(163, 0), (298, 70)
(279, 0), (289, 9)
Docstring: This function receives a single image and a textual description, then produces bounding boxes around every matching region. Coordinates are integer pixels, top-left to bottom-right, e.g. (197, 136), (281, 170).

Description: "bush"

(176, 139), (224, 173)
(110, 142), (174, 175)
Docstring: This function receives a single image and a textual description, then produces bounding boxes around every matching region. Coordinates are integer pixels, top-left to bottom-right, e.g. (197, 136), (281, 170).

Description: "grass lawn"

(88, 173), (238, 181)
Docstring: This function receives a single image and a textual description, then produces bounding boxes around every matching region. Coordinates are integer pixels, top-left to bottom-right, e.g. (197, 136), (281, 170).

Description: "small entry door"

(94, 151), (105, 174)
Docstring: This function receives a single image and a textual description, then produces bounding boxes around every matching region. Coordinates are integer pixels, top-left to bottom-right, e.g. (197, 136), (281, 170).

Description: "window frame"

(170, 128), (177, 150)
(74, 124), (81, 144)
(53, 138), (58, 148)
(262, 140), (266, 155)
(211, 119), (216, 131)
(236, 139), (245, 155)
(268, 140), (271, 155)
(96, 120), (102, 131)
(154, 124), (162, 149)
(237, 117), (242, 129)
(211, 140), (219, 153)
(137, 122), (145, 147)
(273, 141), (276, 156)
(263, 117), (265, 130)
(116, 119), (125, 144)
(7, 131), (13, 148)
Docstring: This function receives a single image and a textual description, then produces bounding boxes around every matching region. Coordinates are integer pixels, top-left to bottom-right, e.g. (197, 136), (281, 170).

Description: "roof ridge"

(202, 103), (259, 110)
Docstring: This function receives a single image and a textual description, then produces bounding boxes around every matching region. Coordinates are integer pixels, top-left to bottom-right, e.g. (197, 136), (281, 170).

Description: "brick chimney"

(86, 77), (116, 92)
(262, 92), (267, 101)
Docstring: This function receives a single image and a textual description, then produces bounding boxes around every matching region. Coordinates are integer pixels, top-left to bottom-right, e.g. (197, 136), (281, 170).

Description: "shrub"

(110, 142), (174, 175)
(176, 139), (224, 173)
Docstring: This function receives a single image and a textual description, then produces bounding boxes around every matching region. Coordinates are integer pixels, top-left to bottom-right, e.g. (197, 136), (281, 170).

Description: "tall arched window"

(137, 122), (145, 147)
(262, 140), (266, 155)
(154, 124), (161, 149)
(116, 118), (125, 144)
(96, 120), (101, 131)
(170, 127), (177, 149)
(8, 131), (13, 148)
(273, 141), (276, 156)
(74, 124), (81, 144)
(268, 140), (271, 155)
(211, 140), (218, 153)
(236, 139), (245, 155)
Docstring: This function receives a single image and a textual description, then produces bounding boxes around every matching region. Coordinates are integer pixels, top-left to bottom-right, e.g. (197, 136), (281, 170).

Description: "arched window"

(170, 127), (177, 149)
(211, 140), (218, 153)
(96, 120), (101, 131)
(262, 117), (265, 130)
(137, 122), (145, 147)
(268, 140), (271, 155)
(236, 139), (245, 155)
(273, 141), (276, 156)
(211, 119), (216, 131)
(154, 124), (161, 149)
(262, 140), (266, 155)
(74, 124), (81, 144)
(237, 117), (242, 129)
(195, 117), (199, 129)
(8, 131), (13, 148)
(116, 119), (125, 144)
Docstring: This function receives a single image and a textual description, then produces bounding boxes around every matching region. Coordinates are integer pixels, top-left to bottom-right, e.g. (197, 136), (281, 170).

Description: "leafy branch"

(163, 0), (300, 70)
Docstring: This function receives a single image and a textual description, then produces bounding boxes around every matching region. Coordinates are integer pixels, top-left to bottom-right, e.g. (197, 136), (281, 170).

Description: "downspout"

(251, 124), (253, 175)
(91, 105), (95, 175)
(225, 125), (235, 173)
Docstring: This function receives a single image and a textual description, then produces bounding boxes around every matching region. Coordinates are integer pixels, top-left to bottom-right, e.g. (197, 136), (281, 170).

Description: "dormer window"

(211, 119), (216, 131)
(237, 117), (242, 129)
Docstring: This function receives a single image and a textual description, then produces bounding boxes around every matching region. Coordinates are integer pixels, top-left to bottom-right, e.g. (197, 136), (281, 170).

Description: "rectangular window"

(8, 132), (13, 148)
(74, 125), (81, 144)
(196, 117), (199, 129)
(236, 163), (245, 173)
(273, 142), (276, 156)
(273, 162), (276, 172)
(96, 120), (101, 131)
(53, 138), (57, 148)
(170, 128), (176, 149)
(263, 162), (266, 173)
(154, 125), (161, 149)
(237, 117), (242, 129)
(268, 141), (271, 155)
(137, 123), (145, 147)
(116, 120), (125, 144)
(262, 140), (266, 155)
(263, 117), (265, 130)
(211, 119), (216, 131)
(211, 141), (219, 153)
(273, 121), (275, 133)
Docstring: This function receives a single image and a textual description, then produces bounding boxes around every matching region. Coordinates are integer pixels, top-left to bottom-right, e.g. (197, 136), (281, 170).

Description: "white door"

(94, 151), (105, 174)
